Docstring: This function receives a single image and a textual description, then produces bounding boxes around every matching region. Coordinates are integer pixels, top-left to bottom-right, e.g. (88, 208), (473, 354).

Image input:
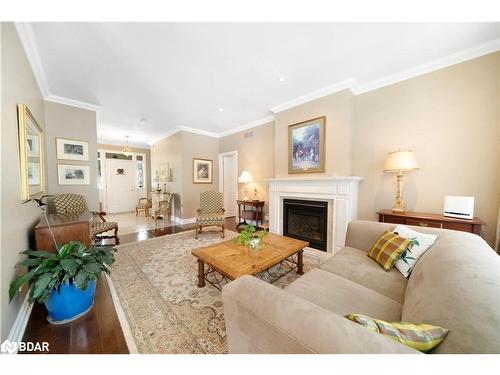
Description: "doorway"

(218, 150), (238, 218)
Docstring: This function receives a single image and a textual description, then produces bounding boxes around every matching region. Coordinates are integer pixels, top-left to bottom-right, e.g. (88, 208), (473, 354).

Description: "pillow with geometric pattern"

(393, 225), (437, 277)
(345, 313), (449, 352)
(367, 230), (412, 271)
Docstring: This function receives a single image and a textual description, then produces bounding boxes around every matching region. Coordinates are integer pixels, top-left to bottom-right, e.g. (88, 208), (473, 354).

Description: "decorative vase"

(45, 280), (96, 324)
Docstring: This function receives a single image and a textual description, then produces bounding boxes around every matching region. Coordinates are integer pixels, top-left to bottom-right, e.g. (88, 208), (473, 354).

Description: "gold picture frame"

(17, 104), (45, 200)
(288, 116), (326, 174)
(193, 158), (213, 184)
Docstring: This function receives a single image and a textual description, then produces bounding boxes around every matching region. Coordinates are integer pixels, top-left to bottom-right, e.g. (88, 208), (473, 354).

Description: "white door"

(219, 152), (238, 217)
(105, 159), (136, 213)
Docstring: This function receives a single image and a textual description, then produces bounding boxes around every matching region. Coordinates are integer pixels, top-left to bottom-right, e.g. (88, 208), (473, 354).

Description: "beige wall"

(181, 132), (219, 218)
(1, 23), (46, 341)
(274, 89), (354, 177)
(150, 132), (184, 218)
(97, 143), (152, 196)
(219, 122), (275, 213)
(352, 52), (499, 245)
(44, 102), (99, 209)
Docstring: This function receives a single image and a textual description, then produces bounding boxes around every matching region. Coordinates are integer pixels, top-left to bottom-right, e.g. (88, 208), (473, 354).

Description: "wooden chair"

(135, 197), (152, 217)
(153, 193), (173, 225)
(195, 191), (225, 239)
(53, 193), (119, 245)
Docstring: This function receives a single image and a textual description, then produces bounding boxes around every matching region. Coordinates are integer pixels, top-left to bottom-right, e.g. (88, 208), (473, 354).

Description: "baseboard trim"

(304, 247), (333, 261)
(6, 291), (33, 354)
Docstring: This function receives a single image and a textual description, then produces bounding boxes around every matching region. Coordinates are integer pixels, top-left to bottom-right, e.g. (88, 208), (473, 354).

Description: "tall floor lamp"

(383, 150), (419, 213)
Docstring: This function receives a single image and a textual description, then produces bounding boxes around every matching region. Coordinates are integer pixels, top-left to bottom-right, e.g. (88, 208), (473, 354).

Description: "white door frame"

(218, 150), (238, 217)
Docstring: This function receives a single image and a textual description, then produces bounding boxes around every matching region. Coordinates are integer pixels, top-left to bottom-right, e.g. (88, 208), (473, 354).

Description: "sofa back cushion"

(402, 231), (500, 353)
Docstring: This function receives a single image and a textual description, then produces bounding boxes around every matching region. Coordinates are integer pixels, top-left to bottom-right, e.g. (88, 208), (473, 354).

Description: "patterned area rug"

(110, 228), (321, 353)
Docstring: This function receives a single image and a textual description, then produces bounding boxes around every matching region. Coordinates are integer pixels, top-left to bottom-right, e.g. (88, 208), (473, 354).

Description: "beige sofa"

(222, 220), (500, 354)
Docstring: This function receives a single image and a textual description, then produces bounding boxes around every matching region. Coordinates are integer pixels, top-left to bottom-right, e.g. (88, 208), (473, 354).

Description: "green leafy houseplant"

(234, 224), (268, 249)
(9, 241), (115, 304)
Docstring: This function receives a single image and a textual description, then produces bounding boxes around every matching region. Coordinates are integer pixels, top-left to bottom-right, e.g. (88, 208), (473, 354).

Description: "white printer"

(443, 196), (474, 220)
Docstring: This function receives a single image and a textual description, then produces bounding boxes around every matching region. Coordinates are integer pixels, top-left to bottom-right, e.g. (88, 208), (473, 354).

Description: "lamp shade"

(383, 150), (419, 172)
(238, 170), (254, 183)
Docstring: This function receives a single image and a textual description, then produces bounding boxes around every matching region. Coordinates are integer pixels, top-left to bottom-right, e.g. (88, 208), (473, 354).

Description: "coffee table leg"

(297, 250), (304, 275)
(197, 259), (206, 287)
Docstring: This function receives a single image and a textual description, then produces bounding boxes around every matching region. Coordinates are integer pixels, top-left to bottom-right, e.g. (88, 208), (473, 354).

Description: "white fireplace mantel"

(266, 176), (362, 253)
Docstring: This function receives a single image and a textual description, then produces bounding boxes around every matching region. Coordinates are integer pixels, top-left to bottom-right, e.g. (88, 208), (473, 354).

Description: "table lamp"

(238, 170), (254, 201)
(383, 150), (419, 213)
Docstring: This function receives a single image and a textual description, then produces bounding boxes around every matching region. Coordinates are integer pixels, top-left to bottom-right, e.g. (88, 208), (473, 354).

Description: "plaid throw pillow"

(345, 313), (449, 352)
(368, 230), (411, 271)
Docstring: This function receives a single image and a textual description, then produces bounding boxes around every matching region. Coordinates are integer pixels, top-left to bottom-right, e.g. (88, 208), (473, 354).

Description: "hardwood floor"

(20, 217), (238, 354)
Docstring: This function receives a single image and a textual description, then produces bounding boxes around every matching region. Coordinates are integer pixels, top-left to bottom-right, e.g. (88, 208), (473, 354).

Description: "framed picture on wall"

(288, 116), (326, 174)
(58, 164), (90, 185)
(193, 158), (213, 184)
(56, 138), (89, 161)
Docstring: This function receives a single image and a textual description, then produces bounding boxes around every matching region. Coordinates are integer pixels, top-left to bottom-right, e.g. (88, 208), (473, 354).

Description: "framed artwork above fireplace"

(288, 116), (325, 174)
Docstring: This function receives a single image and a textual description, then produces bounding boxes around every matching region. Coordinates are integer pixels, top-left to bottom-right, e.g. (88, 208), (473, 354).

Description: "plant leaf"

(82, 262), (101, 274)
(60, 259), (79, 276)
(74, 269), (89, 290)
(9, 268), (37, 302)
(32, 273), (52, 300)
(20, 258), (43, 267)
(57, 241), (79, 258)
(21, 250), (54, 258)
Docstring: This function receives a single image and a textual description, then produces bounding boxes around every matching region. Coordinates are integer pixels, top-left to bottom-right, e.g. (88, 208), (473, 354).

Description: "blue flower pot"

(45, 280), (96, 324)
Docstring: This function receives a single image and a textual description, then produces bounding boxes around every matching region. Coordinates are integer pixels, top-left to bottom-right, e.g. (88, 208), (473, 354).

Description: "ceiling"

(25, 23), (499, 147)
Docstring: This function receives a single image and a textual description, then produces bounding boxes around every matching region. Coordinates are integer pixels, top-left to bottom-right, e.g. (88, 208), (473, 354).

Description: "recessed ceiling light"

(279, 76), (285, 82)
(218, 108), (224, 112)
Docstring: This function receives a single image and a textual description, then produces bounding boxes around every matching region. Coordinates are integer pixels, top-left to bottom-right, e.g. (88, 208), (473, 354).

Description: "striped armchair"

(53, 193), (119, 245)
(195, 191), (225, 239)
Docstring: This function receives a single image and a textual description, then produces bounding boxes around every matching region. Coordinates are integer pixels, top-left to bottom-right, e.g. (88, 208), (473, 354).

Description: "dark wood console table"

(35, 212), (92, 252)
(236, 200), (265, 229)
(377, 209), (486, 235)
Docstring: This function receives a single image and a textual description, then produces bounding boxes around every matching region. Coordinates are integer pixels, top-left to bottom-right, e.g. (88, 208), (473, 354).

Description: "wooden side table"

(237, 200), (265, 229)
(377, 209), (486, 235)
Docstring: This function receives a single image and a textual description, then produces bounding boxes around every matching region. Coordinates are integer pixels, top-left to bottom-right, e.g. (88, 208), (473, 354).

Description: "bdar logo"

(1, 340), (18, 354)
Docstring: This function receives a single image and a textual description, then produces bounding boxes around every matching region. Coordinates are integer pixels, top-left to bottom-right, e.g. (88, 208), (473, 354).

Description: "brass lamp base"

(392, 172), (405, 213)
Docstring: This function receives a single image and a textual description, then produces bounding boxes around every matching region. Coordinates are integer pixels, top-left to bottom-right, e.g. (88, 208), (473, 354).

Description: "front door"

(105, 159), (136, 213)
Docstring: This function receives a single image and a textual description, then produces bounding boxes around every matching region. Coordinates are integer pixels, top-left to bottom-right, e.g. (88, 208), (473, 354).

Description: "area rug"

(110, 228), (322, 354)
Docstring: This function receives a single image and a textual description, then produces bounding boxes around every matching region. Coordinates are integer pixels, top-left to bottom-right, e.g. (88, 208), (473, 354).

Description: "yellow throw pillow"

(345, 313), (449, 352)
(368, 230), (411, 271)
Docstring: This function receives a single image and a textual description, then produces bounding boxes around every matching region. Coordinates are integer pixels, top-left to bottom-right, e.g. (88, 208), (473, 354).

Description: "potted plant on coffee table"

(9, 241), (115, 324)
(234, 224), (268, 250)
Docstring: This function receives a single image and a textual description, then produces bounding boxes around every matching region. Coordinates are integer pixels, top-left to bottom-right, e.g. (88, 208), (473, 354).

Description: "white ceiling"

(26, 23), (499, 147)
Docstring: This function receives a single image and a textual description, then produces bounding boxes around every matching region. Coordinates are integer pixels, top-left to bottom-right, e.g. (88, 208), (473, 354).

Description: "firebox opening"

(283, 199), (328, 252)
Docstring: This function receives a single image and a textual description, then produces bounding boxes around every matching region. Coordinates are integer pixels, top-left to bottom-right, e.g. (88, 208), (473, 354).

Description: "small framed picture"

(288, 116), (326, 174)
(26, 134), (40, 158)
(27, 162), (40, 185)
(56, 138), (89, 161)
(193, 158), (213, 184)
(58, 164), (90, 185)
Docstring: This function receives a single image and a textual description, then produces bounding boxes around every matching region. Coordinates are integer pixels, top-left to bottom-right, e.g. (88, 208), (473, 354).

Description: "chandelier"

(122, 135), (133, 156)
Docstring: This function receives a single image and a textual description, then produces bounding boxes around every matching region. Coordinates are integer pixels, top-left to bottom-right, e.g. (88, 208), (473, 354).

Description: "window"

(105, 152), (133, 160)
(137, 162), (144, 188)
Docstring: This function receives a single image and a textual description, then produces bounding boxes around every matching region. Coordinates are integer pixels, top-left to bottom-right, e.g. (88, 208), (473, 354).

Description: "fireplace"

(283, 199), (328, 252)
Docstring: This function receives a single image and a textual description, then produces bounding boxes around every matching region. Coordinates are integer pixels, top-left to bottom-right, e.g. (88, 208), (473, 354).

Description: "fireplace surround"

(267, 176), (362, 254)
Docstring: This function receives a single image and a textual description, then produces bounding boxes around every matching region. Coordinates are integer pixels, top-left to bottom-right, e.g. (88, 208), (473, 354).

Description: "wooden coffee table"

(191, 233), (309, 290)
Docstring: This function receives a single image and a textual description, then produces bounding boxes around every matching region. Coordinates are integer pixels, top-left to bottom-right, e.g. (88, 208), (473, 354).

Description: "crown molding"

(15, 23), (50, 98)
(354, 38), (500, 94)
(179, 126), (220, 138)
(45, 94), (102, 112)
(270, 79), (357, 114)
(217, 115), (275, 137)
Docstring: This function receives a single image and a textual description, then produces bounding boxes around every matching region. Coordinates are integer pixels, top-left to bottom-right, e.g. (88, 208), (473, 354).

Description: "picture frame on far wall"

(56, 137), (89, 161)
(58, 164), (90, 185)
(288, 116), (326, 174)
(193, 158), (213, 184)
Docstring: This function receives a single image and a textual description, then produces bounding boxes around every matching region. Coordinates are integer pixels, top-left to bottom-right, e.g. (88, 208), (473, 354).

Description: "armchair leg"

(135, 208), (138, 216)
(195, 225), (199, 239)
(221, 224), (225, 238)
(114, 226), (120, 245)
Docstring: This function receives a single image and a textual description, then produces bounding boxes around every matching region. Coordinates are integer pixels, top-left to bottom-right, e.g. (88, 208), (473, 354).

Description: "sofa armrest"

(222, 275), (419, 354)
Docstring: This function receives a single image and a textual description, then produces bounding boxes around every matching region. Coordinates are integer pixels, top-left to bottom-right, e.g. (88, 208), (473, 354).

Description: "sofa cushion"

(320, 247), (408, 304)
(403, 231), (500, 354)
(286, 268), (402, 322)
(367, 230), (412, 271)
